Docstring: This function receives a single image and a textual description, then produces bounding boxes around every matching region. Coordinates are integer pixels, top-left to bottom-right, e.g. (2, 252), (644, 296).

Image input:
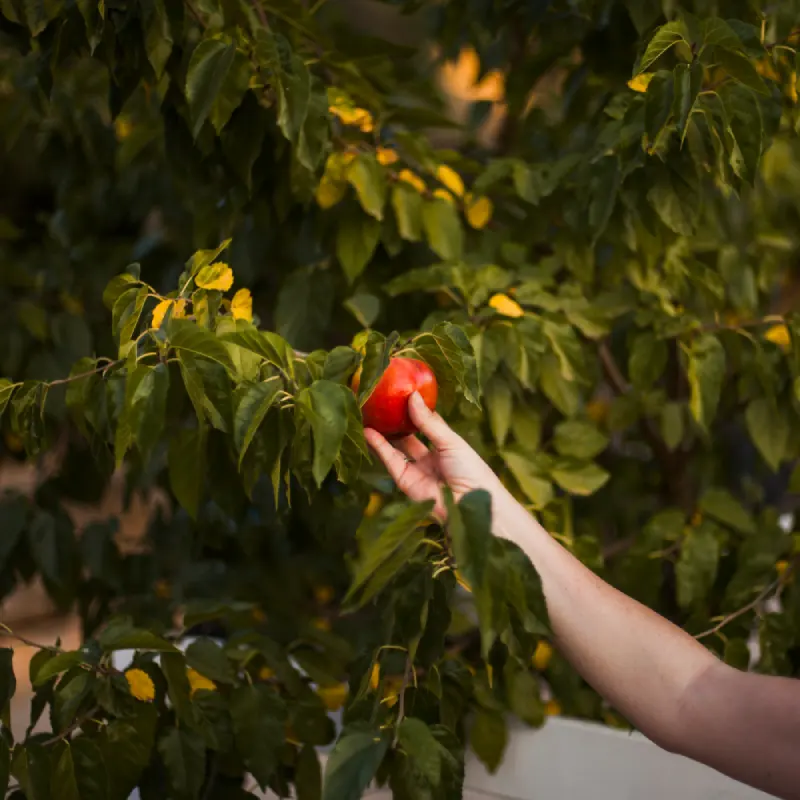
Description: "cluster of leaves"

(2, 0), (800, 797)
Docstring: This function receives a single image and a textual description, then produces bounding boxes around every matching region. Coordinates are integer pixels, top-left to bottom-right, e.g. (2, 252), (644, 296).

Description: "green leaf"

(222, 92), (269, 191)
(345, 500), (434, 605)
(343, 294), (380, 329)
(346, 155), (386, 220)
(637, 20), (689, 73)
(168, 425), (207, 519)
(699, 488), (755, 535)
(746, 397), (788, 472)
(723, 638), (750, 670)
(508, 668), (544, 727)
(645, 70), (675, 142)
(33, 651), (86, 686)
(116, 286), (149, 344)
(0, 738), (8, 799)
(550, 460), (610, 496)
(185, 639), (235, 684)
(322, 728), (389, 800)
(98, 620), (177, 652)
(391, 185), (423, 242)
(0, 648), (15, 715)
(169, 319), (235, 374)
(356, 331), (399, 405)
(687, 333), (725, 431)
(539, 354), (580, 417)
(103, 711), (157, 798)
(673, 61), (704, 140)
(230, 685), (286, 789)
(553, 420), (608, 460)
(447, 490), (492, 593)
(186, 240), (232, 276)
(500, 450), (553, 509)
(0, 496), (27, 571)
(144, 0), (172, 79)
(510, 406), (542, 452)
(186, 34), (237, 138)
(295, 381), (350, 486)
(336, 211), (381, 284)
(296, 745), (322, 800)
(410, 322), (480, 409)
(660, 402), (684, 451)
(422, 199), (463, 261)
(159, 727), (206, 799)
(160, 652), (194, 723)
(647, 175), (695, 236)
(234, 378), (282, 467)
(27, 509), (77, 595)
(209, 49), (250, 134)
(0, 379), (17, 418)
(715, 47), (769, 95)
(676, 525), (720, 609)
(485, 376), (512, 447)
(470, 708), (506, 774)
(128, 363), (170, 459)
(397, 717), (450, 787)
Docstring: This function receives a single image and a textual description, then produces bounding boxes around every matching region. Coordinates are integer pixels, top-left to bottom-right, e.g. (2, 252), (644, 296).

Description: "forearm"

(491, 490), (718, 748)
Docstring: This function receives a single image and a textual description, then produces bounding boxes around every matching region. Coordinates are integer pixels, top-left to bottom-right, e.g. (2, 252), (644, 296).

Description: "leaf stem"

(42, 705), (100, 745)
(392, 655), (412, 747)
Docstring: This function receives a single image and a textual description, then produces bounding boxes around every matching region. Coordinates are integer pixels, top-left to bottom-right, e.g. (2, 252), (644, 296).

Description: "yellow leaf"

(370, 663), (380, 690)
(151, 299), (172, 329)
(251, 607), (267, 623)
(397, 168), (426, 194)
(196, 263), (234, 291)
(115, 117), (133, 140)
(586, 398), (610, 424)
(627, 73), (654, 93)
(154, 579), (171, 599)
(435, 164), (465, 197)
(376, 147), (399, 166)
(315, 176), (347, 209)
(258, 666), (275, 681)
(764, 323), (791, 352)
(314, 585), (335, 605)
(231, 288), (253, 322)
(532, 640), (553, 671)
(173, 299), (187, 319)
(544, 699), (561, 716)
(364, 492), (383, 517)
(489, 293), (524, 318)
(776, 560), (792, 581)
(432, 188), (456, 205)
(691, 511), (703, 527)
(790, 71), (798, 104)
(186, 668), (217, 696)
(60, 291), (84, 316)
(125, 668), (155, 703)
(454, 569), (472, 593)
(465, 193), (493, 229)
(317, 682), (348, 711)
(312, 617), (331, 632)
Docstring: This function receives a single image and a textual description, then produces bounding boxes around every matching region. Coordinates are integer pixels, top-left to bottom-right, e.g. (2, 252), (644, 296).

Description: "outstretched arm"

(365, 393), (800, 800)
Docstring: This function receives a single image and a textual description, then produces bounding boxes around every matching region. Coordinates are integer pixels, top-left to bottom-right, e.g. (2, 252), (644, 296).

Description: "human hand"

(364, 392), (508, 521)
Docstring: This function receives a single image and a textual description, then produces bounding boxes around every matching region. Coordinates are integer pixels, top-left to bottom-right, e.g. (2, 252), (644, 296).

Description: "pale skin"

(365, 392), (800, 800)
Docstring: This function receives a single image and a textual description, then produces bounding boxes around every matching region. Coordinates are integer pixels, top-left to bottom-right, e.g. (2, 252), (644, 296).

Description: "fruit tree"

(1, 0), (800, 797)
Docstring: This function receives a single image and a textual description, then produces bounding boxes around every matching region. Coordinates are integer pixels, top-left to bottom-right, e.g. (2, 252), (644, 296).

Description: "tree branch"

(392, 655), (413, 747)
(694, 578), (781, 641)
(0, 623), (64, 653)
(42, 705), (100, 745)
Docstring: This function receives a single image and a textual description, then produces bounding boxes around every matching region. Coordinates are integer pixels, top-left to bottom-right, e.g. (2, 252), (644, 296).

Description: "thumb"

(408, 392), (458, 449)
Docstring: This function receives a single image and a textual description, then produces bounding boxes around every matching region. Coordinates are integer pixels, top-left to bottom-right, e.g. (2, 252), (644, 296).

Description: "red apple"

(351, 357), (438, 439)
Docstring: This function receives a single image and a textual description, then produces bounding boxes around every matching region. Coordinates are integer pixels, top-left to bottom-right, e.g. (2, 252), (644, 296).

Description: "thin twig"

(694, 578), (781, 641)
(42, 705), (100, 745)
(392, 655), (413, 747)
(252, 0), (269, 29)
(0, 623), (64, 653)
(46, 360), (122, 388)
(597, 341), (628, 394)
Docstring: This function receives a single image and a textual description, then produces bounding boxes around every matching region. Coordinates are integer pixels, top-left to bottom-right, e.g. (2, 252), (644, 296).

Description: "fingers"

(394, 435), (429, 463)
(408, 392), (459, 449)
(364, 428), (411, 483)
